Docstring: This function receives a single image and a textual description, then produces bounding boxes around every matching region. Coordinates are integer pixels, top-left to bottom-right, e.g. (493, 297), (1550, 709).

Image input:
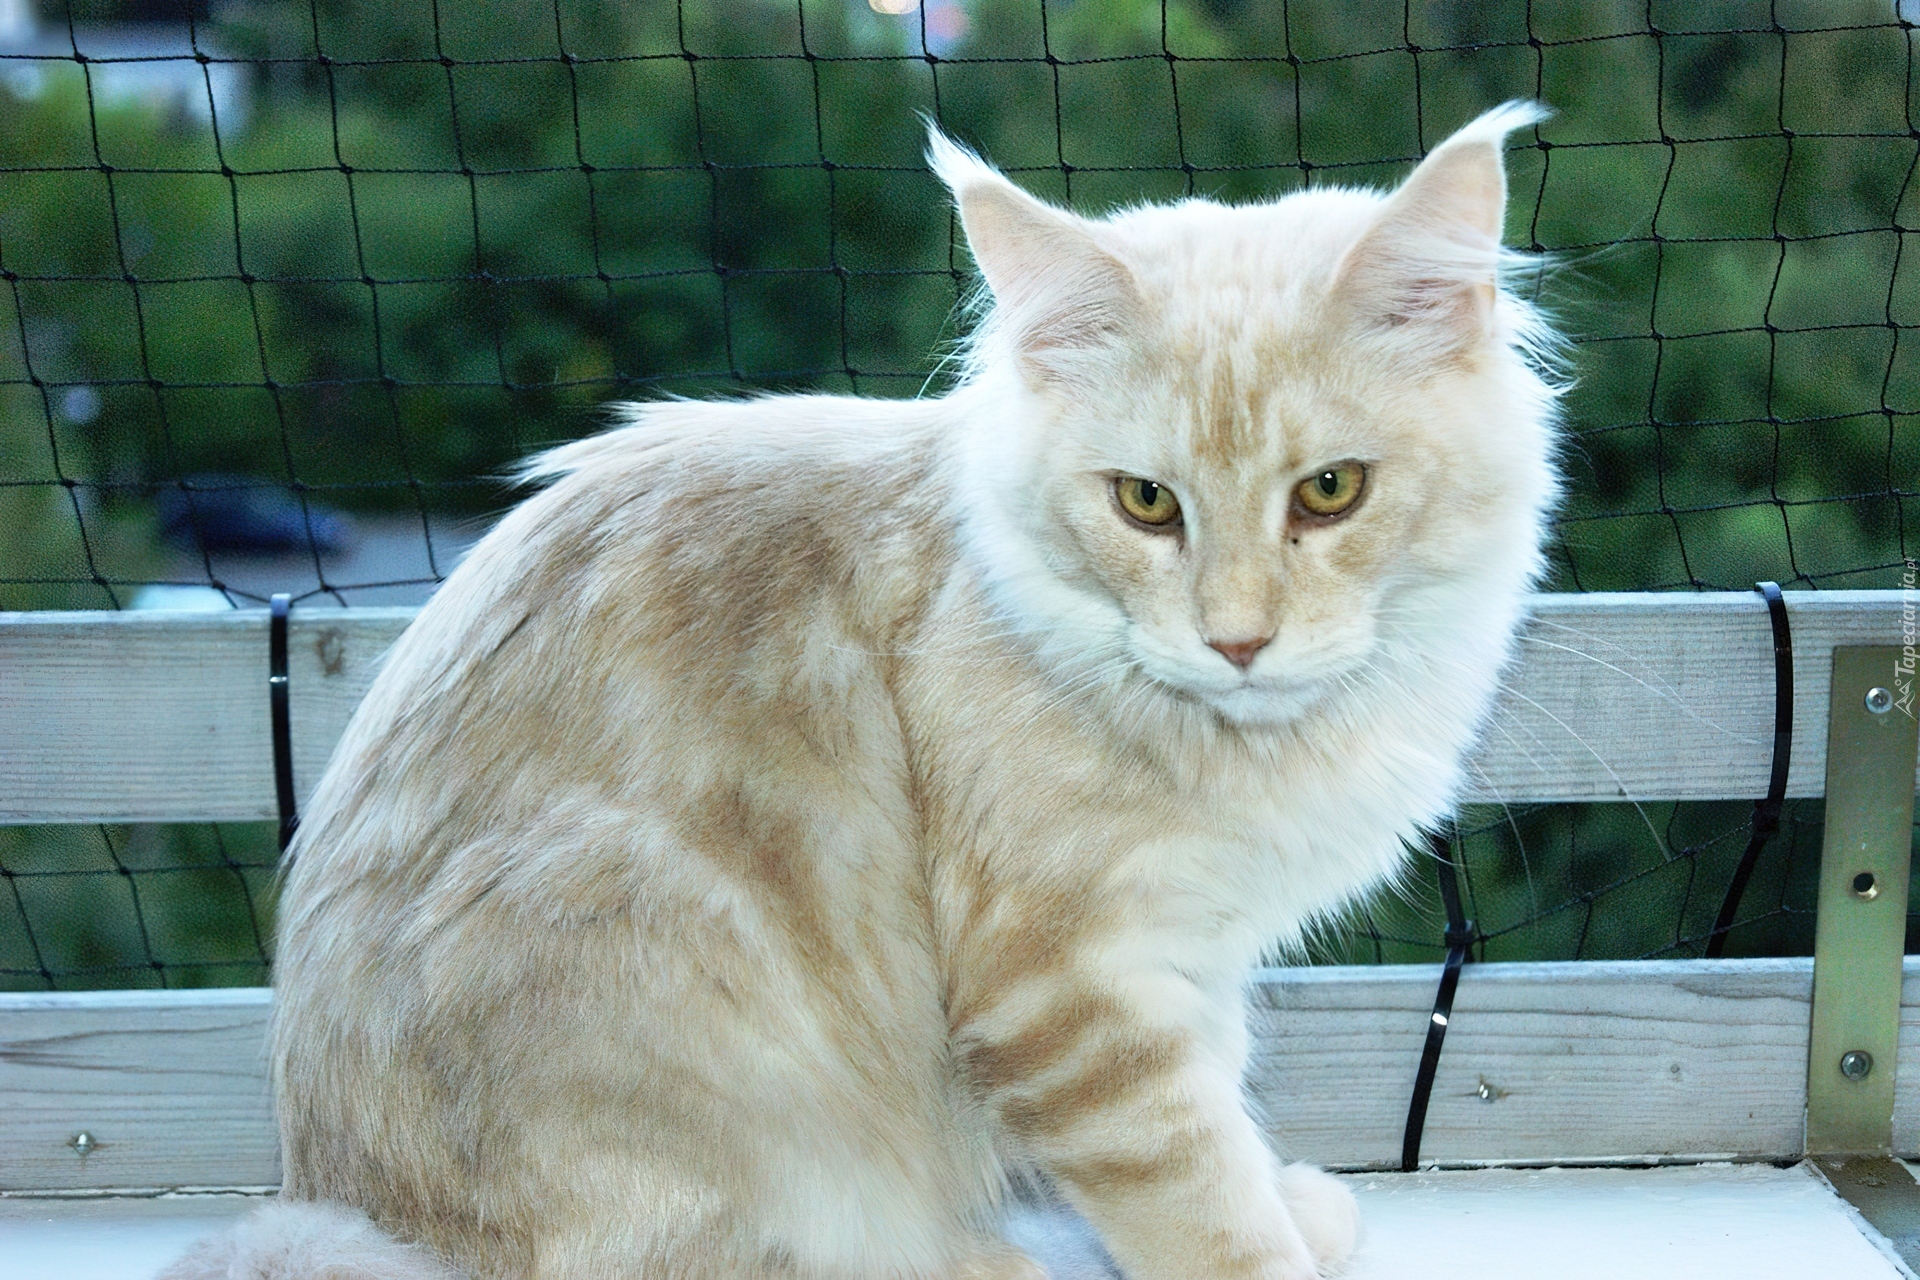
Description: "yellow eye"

(1294, 462), (1366, 519)
(1115, 476), (1182, 527)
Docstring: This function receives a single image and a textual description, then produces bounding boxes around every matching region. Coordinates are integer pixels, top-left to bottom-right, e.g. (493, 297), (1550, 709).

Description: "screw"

(1841, 1050), (1874, 1081)
(1866, 687), (1894, 714)
(68, 1131), (96, 1157)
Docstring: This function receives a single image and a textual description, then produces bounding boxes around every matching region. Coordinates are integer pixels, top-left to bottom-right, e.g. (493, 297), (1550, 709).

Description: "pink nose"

(1208, 636), (1270, 670)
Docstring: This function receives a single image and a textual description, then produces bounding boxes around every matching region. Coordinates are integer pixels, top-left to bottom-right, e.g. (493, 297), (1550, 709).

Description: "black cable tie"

(269, 592), (299, 853)
(1402, 826), (1473, 1172)
(1704, 581), (1792, 959)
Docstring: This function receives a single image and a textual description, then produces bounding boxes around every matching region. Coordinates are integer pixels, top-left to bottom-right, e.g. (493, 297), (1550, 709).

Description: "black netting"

(3, 0), (1917, 988)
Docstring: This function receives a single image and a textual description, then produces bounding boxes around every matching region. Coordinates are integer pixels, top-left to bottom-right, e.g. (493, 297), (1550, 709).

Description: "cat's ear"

(926, 127), (1141, 378)
(1331, 102), (1546, 353)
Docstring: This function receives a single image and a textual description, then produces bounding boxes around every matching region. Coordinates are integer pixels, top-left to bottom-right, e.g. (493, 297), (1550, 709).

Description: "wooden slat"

(1464, 590), (1910, 804)
(0, 988), (276, 1191)
(0, 591), (1912, 824)
(7, 959), (1920, 1190)
(1252, 958), (1838, 1167)
(0, 609), (412, 825)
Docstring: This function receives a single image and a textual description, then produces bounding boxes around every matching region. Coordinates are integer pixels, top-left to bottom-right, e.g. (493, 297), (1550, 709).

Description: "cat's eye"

(1115, 476), (1182, 528)
(1294, 462), (1367, 520)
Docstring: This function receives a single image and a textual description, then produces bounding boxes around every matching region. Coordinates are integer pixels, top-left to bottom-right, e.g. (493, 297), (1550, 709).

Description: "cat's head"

(932, 105), (1562, 730)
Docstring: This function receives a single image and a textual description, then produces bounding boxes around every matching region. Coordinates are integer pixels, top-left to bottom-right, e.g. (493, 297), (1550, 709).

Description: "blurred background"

(1, 0), (1916, 988)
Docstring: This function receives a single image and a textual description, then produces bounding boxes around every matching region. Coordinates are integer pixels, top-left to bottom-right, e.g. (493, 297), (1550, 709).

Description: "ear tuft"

(1431, 100), (1550, 161)
(1332, 101), (1548, 351)
(925, 123), (1141, 381)
(924, 125), (999, 204)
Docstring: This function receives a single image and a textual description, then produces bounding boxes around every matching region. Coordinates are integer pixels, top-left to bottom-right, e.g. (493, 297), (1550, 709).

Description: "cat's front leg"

(974, 998), (1354, 1280)
(1275, 1161), (1360, 1270)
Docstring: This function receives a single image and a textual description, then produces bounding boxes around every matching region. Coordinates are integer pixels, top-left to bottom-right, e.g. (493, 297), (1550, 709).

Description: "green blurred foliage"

(3, 0), (1918, 985)
(0, 823), (277, 988)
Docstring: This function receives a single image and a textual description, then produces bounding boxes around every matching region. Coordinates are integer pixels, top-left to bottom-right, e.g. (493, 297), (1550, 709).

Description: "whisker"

(1512, 631), (1757, 745)
(1487, 686), (1673, 857)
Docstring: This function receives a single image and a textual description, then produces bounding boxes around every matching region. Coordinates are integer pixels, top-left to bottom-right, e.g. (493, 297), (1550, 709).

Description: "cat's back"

(280, 390), (959, 960)
(396, 390), (955, 731)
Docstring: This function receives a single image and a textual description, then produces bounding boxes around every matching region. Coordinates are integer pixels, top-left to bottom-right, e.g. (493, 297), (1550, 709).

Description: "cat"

(165, 101), (1561, 1280)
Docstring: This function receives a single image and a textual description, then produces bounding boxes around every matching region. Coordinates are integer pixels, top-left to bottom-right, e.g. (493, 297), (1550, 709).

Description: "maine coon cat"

(167, 102), (1561, 1280)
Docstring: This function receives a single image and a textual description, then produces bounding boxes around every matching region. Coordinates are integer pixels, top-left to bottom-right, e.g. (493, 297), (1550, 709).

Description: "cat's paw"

(1275, 1162), (1360, 1274)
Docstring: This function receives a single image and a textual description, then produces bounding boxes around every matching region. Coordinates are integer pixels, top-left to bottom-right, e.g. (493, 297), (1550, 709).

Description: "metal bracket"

(1807, 647), (1919, 1156)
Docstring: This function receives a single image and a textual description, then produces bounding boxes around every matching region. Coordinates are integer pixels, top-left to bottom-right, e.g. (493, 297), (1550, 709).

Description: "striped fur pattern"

(225, 104), (1560, 1280)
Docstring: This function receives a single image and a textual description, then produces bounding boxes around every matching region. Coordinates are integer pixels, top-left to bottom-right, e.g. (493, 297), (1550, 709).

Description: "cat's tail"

(158, 1200), (464, 1280)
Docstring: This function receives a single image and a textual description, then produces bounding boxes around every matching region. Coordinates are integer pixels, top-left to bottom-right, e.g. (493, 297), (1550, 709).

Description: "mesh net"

(2, 0), (1917, 988)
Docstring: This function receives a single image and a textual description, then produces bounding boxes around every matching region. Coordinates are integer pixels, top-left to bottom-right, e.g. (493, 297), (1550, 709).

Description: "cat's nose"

(1207, 636), (1270, 670)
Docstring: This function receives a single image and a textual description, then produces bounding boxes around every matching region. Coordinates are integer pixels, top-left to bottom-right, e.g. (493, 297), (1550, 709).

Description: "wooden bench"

(4, 591), (1918, 1277)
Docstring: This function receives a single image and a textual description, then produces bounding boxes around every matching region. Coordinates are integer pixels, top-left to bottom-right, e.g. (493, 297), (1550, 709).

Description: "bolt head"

(68, 1131), (95, 1156)
(1841, 1050), (1874, 1081)
(1866, 686), (1895, 715)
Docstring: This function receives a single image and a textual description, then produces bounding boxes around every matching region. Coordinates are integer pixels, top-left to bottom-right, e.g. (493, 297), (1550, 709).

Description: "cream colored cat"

(167, 103), (1560, 1280)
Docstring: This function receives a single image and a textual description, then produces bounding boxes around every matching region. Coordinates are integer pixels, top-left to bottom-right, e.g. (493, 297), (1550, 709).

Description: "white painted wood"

(0, 592), (1910, 825)
(3, 1165), (1905, 1280)
(1341, 1163), (1911, 1280)
(0, 1193), (270, 1280)
(12, 960), (1920, 1191)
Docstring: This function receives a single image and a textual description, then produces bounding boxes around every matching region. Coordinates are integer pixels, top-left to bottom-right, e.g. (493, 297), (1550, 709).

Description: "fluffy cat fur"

(167, 102), (1560, 1280)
